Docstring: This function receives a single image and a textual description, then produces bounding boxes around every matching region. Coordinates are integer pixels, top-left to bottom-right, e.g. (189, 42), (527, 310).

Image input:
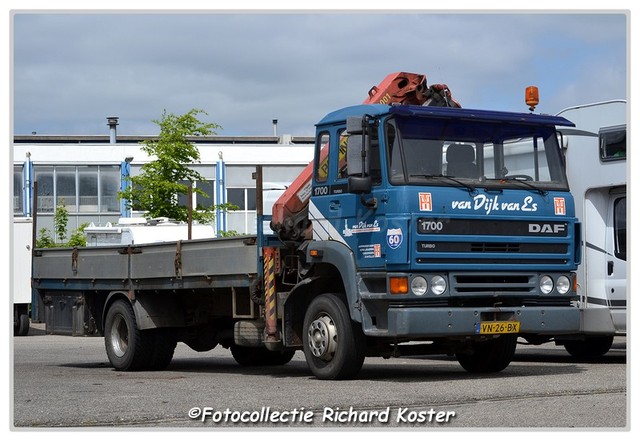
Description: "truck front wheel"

(455, 334), (517, 373)
(104, 299), (155, 371)
(302, 294), (365, 380)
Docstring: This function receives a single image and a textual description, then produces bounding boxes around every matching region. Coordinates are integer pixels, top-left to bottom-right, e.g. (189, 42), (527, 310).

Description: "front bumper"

(365, 306), (580, 338)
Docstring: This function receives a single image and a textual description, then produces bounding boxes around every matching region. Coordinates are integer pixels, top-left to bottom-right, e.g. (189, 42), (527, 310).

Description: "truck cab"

(291, 104), (581, 378)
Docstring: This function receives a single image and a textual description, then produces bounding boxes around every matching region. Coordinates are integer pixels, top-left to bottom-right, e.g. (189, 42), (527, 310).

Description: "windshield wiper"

(411, 174), (477, 195)
(486, 177), (548, 195)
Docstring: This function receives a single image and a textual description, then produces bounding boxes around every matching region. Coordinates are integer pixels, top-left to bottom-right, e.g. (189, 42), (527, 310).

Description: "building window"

(227, 188), (250, 210)
(196, 180), (215, 209)
(227, 187), (258, 234)
(176, 180), (216, 211)
(78, 166), (98, 212)
(32, 165), (120, 214)
(100, 166), (120, 213)
(13, 166), (23, 214)
(35, 166), (54, 213)
(55, 166), (77, 212)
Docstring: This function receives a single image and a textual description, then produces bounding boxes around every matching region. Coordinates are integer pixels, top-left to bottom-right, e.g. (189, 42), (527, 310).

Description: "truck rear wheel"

(147, 328), (177, 370)
(302, 294), (365, 380)
(104, 299), (154, 371)
(456, 334), (517, 373)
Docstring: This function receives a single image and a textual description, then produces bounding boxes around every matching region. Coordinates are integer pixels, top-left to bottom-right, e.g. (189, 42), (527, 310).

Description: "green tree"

(119, 109), (235, 223)
(53, 200), (69, 244)
(67, 223), (89, 247)
(35, 203), (88, 248)
(35, 228), (55, 248)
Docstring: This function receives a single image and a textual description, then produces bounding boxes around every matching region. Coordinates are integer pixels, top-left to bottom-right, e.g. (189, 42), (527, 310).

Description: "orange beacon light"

(525, 86), (539, 112)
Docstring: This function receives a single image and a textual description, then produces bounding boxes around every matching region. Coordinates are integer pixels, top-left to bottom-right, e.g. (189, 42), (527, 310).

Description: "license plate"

(475, 321), (520, 334)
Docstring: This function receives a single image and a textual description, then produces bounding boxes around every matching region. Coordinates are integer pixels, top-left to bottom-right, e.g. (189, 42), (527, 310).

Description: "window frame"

(599, 125), (626, 162)
(613, 196), (626, 261)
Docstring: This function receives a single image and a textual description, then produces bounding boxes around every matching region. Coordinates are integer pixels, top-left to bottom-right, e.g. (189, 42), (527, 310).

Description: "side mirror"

(348, 175), (372, 194)
(346, 115), (377, 209)
(346, 116), (364, 134)
(346, 135), (368, 176)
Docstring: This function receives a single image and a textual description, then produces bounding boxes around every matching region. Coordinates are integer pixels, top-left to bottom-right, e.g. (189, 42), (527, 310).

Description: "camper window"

(599, 125), (626, 162)
(614, 197), (626, 261)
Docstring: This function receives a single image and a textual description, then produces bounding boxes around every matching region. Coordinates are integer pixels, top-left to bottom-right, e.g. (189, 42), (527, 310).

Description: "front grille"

(417, 218), (568, 237)
(417, 241), (567, 254)
(413, 217), (574, 269)
(470, 243), (520, 253)
(451, 273), (536, 295)
(448, 297), (573, 308)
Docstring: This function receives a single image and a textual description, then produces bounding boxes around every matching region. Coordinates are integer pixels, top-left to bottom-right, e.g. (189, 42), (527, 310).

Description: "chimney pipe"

(107, 116), (119, 144)
(272, 119), (278, 137)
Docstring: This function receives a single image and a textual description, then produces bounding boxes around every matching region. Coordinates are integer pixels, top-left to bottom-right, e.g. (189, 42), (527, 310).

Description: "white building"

(12, 117), (315, 237)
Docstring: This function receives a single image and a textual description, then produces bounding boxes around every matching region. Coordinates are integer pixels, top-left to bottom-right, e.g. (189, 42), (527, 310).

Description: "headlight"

(540, 275), (554, 294)
(430, 275), (447, 295)
(556, 276), (571, 294)
(411, 276), (428, 296)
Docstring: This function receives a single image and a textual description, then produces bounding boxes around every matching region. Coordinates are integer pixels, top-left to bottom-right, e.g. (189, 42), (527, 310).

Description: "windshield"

(385, 115), (568, 190)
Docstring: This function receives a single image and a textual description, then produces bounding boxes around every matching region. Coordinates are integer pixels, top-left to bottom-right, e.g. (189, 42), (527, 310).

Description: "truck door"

(341, 128), (387, 268)
(605, 189), (626, 332)
(309, 128), (386, 268)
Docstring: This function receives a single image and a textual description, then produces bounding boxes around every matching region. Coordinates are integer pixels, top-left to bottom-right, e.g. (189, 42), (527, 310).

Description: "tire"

(147, 329), (177, 370)
(302, 294), (365, 380)
(230, 345), (295, 366)
(230, 345), (264, 366)
(564, 336), (614, 359)
(104, 299), (154, 371)
(456, 334), (517, 374)
(15, 313), (30, 337)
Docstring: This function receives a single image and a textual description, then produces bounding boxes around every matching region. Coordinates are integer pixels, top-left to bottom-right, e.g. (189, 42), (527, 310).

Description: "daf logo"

(528, 223), (566, 234)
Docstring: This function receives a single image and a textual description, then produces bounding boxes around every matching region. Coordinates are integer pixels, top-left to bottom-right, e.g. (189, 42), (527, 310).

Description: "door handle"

(607, 260), (614, 276)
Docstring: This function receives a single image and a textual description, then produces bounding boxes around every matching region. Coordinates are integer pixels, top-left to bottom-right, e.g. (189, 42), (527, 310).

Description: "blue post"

(216, 151), (227, 235)
(23, 154), (33, 217)
(120, 159), (131, 218)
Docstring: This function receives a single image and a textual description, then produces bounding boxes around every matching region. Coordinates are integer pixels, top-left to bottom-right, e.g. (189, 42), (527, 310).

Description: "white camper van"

(555, 100), (627, 357)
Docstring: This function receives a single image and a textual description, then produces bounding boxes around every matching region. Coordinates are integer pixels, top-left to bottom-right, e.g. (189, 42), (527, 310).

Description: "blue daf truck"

(32, 103), (581, 380)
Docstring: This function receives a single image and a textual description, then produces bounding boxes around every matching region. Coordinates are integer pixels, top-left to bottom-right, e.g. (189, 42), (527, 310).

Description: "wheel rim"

(110, 314), (129, 358)
(307, 314), (338, 361)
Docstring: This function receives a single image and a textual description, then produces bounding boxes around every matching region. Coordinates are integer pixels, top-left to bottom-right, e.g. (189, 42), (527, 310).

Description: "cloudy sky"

(9, 6), (630, 138)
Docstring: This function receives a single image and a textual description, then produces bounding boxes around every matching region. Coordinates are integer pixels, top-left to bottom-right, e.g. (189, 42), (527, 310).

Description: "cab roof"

(316, 104), (575, 128)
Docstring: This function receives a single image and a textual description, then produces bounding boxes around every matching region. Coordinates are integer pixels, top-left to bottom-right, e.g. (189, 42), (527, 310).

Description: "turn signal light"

(390, 276), (409, 294)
